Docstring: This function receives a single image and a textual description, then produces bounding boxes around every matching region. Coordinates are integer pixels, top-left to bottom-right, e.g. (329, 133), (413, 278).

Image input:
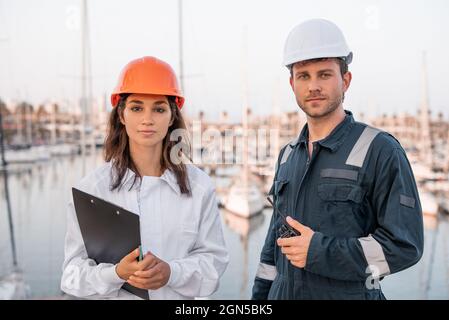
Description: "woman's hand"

(116, 248), (143, 280)
(126, 252), (171, 290)
(116, 247), (158, 280)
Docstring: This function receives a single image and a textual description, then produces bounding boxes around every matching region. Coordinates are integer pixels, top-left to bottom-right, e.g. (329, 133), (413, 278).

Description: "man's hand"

(126, 252), (171, 290)
(277, 216), (315, 268)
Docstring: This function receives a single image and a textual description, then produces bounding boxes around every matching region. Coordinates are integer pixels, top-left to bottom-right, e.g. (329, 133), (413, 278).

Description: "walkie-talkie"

(266, 197), (300, 238)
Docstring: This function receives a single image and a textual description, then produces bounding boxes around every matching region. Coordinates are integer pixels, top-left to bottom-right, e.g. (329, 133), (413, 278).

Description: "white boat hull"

(224, 183), (265, 218)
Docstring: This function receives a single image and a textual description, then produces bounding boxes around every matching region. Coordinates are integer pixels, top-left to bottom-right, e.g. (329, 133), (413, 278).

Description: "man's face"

(290, 59), (352, 119)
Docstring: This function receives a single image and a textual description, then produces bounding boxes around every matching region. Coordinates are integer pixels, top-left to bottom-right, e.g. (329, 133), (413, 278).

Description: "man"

(252, 19), (424, 300)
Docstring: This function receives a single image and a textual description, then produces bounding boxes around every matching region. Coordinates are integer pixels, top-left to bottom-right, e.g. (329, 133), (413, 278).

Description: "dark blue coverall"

(252, 110), (424, 299)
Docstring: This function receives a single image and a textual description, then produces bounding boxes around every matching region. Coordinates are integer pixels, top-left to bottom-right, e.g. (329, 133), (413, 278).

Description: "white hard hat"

(283, 19), (353, 68)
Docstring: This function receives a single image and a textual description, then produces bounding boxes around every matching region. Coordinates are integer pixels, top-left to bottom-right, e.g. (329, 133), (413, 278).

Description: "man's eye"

(321, 74), (331, 79)
(297, 74), (308, 80)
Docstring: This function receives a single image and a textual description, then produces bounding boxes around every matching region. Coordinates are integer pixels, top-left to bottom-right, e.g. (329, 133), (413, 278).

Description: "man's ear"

(289, 76), (294, 91)
(343, 71), (352, 92)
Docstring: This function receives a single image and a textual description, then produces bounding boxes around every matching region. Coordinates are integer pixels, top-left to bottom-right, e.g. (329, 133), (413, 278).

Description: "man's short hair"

(289, 57), (348, 78)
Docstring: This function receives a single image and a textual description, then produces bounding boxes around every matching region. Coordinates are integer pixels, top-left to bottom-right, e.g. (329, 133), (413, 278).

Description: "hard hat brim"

(284, 51), (353, 68)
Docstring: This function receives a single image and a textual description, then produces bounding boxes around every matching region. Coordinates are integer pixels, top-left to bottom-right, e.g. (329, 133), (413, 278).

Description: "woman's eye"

(130, 106), (142, 112)
(155, 108), (165, 113)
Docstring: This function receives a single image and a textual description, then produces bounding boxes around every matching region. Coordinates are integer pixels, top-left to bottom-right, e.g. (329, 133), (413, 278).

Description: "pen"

(138, 245), (143, 261)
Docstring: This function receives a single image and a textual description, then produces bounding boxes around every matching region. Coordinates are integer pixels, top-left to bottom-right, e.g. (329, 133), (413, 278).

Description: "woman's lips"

(139, 130), (156, 136)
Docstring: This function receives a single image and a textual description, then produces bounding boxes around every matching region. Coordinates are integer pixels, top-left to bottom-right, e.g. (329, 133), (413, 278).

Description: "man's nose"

(308, 78), (322, 93)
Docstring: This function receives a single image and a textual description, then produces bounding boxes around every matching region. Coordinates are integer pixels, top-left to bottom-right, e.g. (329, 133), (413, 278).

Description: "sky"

(0, 0), (448, 121)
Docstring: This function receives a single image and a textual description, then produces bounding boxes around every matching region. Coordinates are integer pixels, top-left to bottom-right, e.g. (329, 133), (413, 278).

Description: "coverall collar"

(290, 110), (355, 153)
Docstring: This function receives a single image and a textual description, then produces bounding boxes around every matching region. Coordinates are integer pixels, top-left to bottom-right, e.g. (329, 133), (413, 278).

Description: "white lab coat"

(60, 162), (229, 299)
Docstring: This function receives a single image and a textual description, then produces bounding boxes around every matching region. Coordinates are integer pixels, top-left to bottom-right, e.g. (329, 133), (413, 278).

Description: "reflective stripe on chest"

(278, 125), (381, 170)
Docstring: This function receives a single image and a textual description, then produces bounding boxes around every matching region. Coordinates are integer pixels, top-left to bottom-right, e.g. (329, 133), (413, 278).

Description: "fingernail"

(286, 216), (292, 222)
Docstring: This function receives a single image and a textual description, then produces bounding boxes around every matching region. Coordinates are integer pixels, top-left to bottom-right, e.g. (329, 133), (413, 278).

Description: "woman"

(61, 56), (229, 299)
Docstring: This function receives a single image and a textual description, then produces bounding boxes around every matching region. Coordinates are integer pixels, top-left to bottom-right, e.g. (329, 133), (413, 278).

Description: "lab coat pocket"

(179, 225), (199, 255)
(317, 183), (366, 237)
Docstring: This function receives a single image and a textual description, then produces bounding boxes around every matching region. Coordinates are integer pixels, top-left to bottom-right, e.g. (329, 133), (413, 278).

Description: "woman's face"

(120, 93), (173, 149)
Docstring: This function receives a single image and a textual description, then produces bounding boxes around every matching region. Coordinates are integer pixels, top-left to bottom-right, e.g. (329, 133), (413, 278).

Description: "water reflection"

(221, 209), (265, 299)
(0, 152), (448, 299)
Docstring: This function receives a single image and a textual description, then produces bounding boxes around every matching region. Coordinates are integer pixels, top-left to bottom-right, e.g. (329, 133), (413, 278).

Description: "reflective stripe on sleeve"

(255, 262), (277, 281)
(358, 235), (391, 278)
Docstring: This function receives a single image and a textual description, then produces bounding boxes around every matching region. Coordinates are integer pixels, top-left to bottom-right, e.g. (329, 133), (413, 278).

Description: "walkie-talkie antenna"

(267, 196), (288, 220)
(266, 196), (300, 237)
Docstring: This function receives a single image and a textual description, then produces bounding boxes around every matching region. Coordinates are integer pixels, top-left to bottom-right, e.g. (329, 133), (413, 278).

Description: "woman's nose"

(141, 110), (154, 125)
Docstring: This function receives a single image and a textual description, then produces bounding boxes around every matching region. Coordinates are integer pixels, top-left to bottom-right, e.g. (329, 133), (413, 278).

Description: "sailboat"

(223, 28), (265, 218)
(0, 99), (30, 299)
(224, 180), (265, 217)
(414, 52), (440, 220)
(257, 80), (282, 194)
(223, 106), (265, 217)
(77, 0), (95, 176)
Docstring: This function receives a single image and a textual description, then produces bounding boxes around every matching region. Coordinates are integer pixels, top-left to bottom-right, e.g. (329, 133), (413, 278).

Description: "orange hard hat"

(111, 56), (184, 109)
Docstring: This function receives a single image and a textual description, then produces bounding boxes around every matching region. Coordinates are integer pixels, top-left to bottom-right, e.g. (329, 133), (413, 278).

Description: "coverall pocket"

(273, 179), (289, 212)
(317, 183), (366, 237)
(317, 183), (364, 203)
(272, 179), (291, 237)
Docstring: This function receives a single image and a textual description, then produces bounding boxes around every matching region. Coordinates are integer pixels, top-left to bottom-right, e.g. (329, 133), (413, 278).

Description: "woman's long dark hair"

(103, 94), (191, 195)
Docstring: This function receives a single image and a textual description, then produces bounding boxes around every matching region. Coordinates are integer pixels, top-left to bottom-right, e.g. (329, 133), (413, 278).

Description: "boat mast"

(178, 0), (184, 92)
(80, 0), (93, 175)
(0, 104), (18, 268)
(0, 31), (18, 269)
(241, 26), (249, 191)
(419, 51), (433, 169)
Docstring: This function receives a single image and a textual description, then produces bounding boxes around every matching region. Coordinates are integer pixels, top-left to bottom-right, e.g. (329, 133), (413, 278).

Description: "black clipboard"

(71, 187), (149, 300)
